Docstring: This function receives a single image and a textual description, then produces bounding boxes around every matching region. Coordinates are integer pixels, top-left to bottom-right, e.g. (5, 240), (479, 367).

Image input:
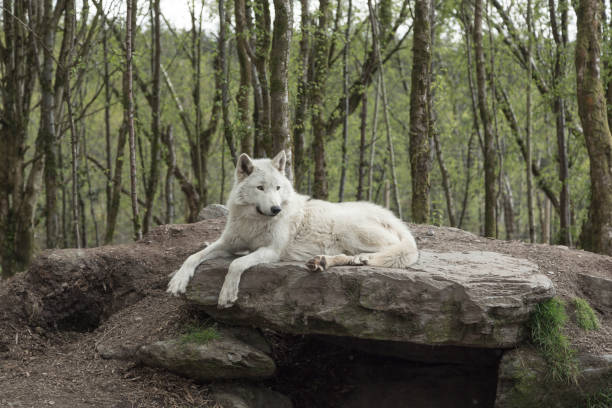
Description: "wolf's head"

(231, 151), (294, 217)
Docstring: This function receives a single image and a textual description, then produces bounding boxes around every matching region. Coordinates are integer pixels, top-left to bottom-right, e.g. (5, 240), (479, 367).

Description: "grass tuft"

(529, 298), (579, 384)
(585, 389), (612, 408)
(573, 298), (600, 331)
(180, 324), (220, 344)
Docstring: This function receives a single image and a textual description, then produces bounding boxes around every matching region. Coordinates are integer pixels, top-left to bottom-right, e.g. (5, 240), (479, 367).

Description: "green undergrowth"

(585, 389), (612, 408)
(573, 298), (600, 331)
(180, 324), (220, 344)
(529, 298), (579, 384)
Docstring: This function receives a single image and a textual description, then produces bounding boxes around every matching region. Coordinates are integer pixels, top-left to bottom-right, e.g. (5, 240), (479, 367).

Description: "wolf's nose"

(271, 206), (281, 215)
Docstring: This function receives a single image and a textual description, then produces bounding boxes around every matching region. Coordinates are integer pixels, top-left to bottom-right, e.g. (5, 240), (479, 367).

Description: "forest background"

(0, 0), (611, 278)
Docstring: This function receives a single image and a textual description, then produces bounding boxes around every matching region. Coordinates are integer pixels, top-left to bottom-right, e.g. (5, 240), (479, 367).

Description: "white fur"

(167, 151), (419, 308)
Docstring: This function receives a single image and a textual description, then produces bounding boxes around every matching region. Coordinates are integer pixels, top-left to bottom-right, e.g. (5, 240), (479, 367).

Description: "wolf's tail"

(363, 219), (419, 269)
(366, 238), (419, 269)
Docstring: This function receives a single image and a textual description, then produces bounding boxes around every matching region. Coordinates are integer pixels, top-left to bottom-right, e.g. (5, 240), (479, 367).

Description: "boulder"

(211, 384), (293, 408)
(186, 251), (554, 348)
(198, 204), (229, 220)
(577, 273), (612, 312)
(136, 334), (276, 381)
(495, 347), (612, 408)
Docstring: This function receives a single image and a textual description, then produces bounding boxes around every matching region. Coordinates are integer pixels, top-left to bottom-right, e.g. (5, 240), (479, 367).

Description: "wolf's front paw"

(306, 255), (327, 272)
(217, 280), (239, 309)
(166, 269), (191, 296)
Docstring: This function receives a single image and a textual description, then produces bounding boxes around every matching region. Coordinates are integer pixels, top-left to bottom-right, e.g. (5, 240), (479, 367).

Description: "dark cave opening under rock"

(266, 335), (502, 408)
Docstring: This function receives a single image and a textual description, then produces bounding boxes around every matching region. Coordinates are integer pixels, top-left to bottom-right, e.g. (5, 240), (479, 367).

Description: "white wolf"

(167, 151), (419, 308)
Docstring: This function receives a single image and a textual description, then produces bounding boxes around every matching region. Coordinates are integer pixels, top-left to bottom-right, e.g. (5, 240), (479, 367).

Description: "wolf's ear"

(236, 153), (254, 180)
(272, 151), (286, 173)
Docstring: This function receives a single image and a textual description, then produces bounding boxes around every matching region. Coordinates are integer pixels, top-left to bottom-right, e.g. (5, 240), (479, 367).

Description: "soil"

(0, 219), (610, 407)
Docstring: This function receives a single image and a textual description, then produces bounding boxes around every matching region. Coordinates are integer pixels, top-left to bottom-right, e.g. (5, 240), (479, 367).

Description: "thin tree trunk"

(81, 107), (100, 247)
(235, 0), (253, 155)
(473, 0), (497, 237)
(65, 73), (81, 248)
(575, 0), (612, 255)
(338, 0), (352, 202)
(270, 0), (293, 179)
(311, 0), (331, 199)
(525, 0), (535, 243)
(369, 0), (401, 218)
(408, 0), (431, 223)
(549, 0), (571, 245)
(126, 0), (142, 240)
(293, 0), (310, 191)
(367, 76), (381, 201)
(433, 131), (456, 227)
(357, 90), (368, 201)
(502, 175), (515, 240)
(143, 0), (161, 234)
(253, 0), (272, 154)
(220, 0), (237, 164)
(163, 125), (175, 224)
(103, 20), (113, 224)
(40, 0), (59, 249)
(458, 132), (475, 229)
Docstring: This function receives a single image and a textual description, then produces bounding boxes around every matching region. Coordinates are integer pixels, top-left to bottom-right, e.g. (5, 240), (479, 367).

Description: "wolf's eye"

(257, 186), (264, 191)
(276, 186), (281, 190)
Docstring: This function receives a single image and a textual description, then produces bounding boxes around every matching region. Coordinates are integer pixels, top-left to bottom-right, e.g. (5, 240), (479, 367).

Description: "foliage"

(572, 298), (600, 331)
(584, 388), (612, 408)
(529, 298), (578, 384)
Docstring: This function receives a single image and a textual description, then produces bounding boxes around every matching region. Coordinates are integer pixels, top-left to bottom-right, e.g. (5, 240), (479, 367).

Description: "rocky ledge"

(186, 250), (554, 348)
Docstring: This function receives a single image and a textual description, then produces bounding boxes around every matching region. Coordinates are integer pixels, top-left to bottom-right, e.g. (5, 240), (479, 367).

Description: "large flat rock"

(186, 251), (554, 348)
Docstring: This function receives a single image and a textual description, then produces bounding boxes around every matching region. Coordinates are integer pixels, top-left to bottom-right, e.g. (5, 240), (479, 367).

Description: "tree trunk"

(235, 0), (253, 155)
(253, 0), (272, 155)
(458, 132), (475, 229)
(357, 91), (368, 201)
(103, 21), (113, 229)
(433, 131), (456, 227)
(163, 126), (175, 224)
(575, 0), (612, 255)
(338, 0), (352, 202)
(525, 0), (535, 243)
(220, 0), (237, 165)
(311, 0), (331, 199)
(502, 175), (515, 240)
(473, 0), (497, 237)
(369, 0), (401, 218)
(39, 0), (60, 249)
(143, 0), (161, 234)
(408, 0), (431, 223)
(126, 0), (142, 240)
(368, 77), (381, 201)
(549, 0), (571, 245)
(66, 72), (81, 248)
(293, 0), (310, 191)
(270, 0), (293, 179)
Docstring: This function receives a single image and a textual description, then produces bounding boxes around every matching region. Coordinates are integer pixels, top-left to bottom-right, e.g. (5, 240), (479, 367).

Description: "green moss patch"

(529, 298), (578, 383)
(573, 298), (600, 331)
(180, 324), (220, 345)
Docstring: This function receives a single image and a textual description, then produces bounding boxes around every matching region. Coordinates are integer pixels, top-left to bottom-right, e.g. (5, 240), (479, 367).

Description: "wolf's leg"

(305, 253), (370, 272)
(218, 246), (280, 309)
(167, 239), (234, 295)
